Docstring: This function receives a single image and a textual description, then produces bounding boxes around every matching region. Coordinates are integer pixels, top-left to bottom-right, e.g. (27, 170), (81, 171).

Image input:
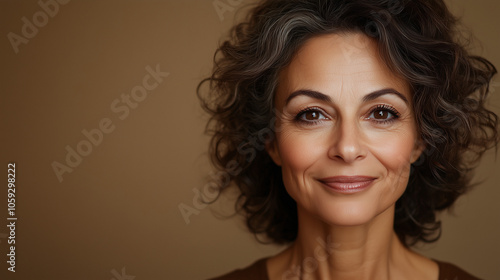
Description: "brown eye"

(297, 108), (327, 123)
(367, 105), (400, 123)
(373, 109), (389, 120)
(304, 111), (320, 120)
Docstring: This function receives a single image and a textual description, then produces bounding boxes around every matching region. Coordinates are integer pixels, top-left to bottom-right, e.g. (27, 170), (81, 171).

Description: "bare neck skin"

(267, 205), (438, 280)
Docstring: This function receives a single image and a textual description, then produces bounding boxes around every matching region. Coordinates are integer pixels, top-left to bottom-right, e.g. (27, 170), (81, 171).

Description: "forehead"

(277, 33), (409, 103)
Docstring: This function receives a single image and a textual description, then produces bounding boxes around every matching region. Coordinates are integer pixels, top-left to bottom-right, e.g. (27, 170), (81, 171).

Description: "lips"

(318, 176), (376, 194)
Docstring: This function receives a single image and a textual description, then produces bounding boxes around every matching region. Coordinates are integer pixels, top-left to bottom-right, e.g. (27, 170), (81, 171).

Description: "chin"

(319, 202), (390, 227)
(291, 183), (401, 228)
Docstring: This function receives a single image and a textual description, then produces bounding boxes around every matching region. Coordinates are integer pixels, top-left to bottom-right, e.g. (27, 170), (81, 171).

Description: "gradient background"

(1, 0), (499, 279)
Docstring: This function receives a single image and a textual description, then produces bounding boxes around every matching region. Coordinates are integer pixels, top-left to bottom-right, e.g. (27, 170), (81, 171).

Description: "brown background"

(0, 0), (499, 279)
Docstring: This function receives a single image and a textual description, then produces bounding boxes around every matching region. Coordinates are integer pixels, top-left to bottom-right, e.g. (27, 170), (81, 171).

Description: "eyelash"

(294, 105), (401, 125)
(294, 106), (329, 125)
(367, 104), (401, 124)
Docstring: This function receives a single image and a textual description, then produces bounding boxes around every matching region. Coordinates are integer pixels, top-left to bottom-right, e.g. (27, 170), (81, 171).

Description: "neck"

(270, 205), (416, 280)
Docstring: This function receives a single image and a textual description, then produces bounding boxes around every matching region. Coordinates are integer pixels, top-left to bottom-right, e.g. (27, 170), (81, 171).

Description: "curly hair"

(197, 0), (498, 246)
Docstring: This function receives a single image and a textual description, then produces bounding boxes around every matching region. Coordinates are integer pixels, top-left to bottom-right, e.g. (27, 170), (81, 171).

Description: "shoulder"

(435, 260), (482, 280)
(207, 258), (269, 280)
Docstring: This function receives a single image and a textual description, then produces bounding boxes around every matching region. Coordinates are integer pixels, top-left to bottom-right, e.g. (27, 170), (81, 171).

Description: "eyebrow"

(285, 89), (331, 105)
(285, 88), (409, 105)
(362, 88), (409, 104)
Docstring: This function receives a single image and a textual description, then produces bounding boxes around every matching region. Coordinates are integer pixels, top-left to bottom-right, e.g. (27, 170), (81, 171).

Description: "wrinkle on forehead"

(276, 32), (410, 109)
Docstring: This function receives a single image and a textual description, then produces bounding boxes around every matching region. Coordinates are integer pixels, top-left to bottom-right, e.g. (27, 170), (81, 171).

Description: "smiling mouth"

(318, 176), (376, 194)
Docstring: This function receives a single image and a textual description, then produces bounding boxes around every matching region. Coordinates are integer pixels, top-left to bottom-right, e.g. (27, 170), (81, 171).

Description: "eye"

(367, 105), (400, 123)
(295, 107), (328, 123)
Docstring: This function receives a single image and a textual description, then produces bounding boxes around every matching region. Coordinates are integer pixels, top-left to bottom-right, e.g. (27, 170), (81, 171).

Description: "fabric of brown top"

(208, 258), (482, 280)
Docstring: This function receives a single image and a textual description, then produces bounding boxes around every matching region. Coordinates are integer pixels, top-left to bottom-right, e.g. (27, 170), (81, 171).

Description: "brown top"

(208, 258), (482, 280)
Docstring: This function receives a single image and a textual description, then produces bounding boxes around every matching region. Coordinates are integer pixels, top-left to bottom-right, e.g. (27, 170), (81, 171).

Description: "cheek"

(276, 131), (327, 198)
(369, 132), (417, 192)
(277, 130), (328, 174)
(376, 140), (414, 168)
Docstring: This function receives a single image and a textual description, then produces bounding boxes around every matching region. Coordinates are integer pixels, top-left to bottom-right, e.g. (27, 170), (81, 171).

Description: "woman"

(198, 0), (498, 279)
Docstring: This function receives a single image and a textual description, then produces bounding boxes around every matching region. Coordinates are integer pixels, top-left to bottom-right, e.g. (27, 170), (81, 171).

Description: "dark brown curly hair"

(197, 0), (498, 247)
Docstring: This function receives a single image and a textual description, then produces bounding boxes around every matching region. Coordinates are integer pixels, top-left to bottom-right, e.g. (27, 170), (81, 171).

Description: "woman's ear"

(265, 139), (282, 166)
(410, 138), (426, 164)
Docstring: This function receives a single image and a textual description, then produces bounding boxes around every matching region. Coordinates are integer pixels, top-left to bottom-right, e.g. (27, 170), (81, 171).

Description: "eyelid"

(373, 104), (400, 117)
(298, 106), (329, 115)
(365, 104), (401, 122)
(294, 106), (330, 122)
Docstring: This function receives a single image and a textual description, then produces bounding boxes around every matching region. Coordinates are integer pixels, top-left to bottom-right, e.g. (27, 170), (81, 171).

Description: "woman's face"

(267, 33), (423, 226)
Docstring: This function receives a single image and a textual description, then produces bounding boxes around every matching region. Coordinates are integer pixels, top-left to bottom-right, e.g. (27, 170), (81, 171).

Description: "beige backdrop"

(1, 0), (499, 279)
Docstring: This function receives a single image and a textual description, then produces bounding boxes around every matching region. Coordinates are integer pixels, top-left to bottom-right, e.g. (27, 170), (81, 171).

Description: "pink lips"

(319, 176), (376, 194)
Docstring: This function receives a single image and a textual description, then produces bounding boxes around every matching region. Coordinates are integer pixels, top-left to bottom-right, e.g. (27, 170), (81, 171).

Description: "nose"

(328, 121), (367, 163)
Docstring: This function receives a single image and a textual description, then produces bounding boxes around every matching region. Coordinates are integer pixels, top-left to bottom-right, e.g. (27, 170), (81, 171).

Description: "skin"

(265, 33), (438, 280)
